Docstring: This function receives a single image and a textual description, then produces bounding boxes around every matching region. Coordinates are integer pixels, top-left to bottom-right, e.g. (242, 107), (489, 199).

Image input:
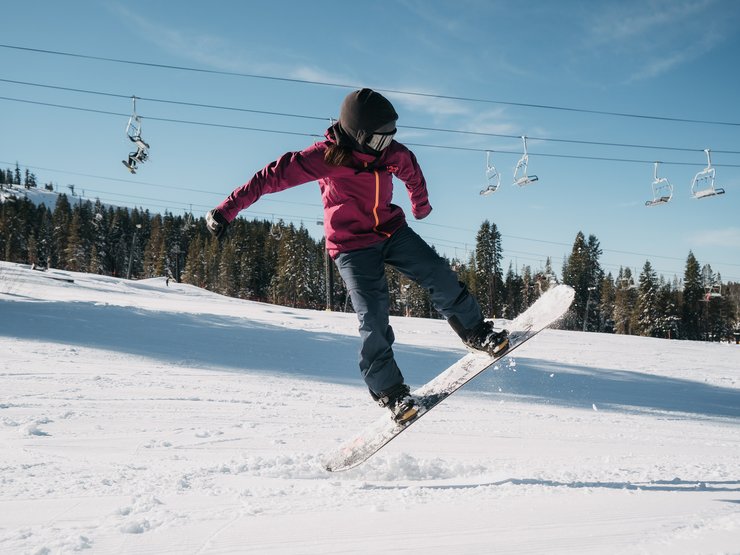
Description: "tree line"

(1, 182), (737, 342)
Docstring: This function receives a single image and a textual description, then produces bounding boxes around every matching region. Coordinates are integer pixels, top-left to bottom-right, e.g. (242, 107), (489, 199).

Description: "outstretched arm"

(216, 145), (328, 222)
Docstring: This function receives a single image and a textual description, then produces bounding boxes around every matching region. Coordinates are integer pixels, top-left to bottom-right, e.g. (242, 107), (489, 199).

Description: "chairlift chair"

(645, 161), (673, 206)
(183, 211), (194, 230)
(122, 96), (150, 174)
(269, 216), (283, 240)
(480, 151), (501, 196)
(701, 265), (722, 299)
(691, 149), (724, 199)
(704, 284), (722, 299)
(513, 136), (538, 186)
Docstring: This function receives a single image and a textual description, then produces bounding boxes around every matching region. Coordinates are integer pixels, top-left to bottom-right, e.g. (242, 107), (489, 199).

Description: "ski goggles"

(365, 128), (396, 152)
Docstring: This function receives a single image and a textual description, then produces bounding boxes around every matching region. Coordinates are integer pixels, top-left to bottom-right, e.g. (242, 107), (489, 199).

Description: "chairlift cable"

(11, 94), (739, 169)
(3, 77), (740, 155)
(2, 43), (740, 128)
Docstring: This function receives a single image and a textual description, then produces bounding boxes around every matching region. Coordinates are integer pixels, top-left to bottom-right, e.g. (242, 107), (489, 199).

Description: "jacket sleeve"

(392, 144), (432, 219)
(216, 144), (327, 222)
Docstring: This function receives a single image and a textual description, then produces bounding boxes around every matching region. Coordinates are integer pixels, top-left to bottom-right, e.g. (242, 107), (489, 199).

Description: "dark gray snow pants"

(334, 225), (484, 397)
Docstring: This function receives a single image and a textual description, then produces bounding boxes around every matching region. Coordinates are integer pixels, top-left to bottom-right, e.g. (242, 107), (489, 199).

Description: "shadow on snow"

(361, 478), (740, 494)
(0, 299), (457, 388)
(470, 357), (740, 419)
(2, 299), (738, 420)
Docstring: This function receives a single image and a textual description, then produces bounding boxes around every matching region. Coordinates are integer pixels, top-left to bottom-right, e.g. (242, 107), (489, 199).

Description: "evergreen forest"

(1, 169), (738, 343)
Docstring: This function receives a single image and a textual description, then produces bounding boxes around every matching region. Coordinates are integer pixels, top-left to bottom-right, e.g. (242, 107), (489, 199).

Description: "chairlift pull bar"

(691, 148), (725, 199)
(121, 95), (151, 174)
(269, 215), (282, 239)
(480, 150), (501, 196)
(125, 96), (143, 140)
(513, 136), (538, 187)
(645, 161), (673, 207)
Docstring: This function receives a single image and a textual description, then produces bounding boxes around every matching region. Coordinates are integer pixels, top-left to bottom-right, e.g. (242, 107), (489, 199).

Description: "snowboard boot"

(456, 318), (510, 356)
(374, 383), (418, 424)
(468, 319), (509, 356)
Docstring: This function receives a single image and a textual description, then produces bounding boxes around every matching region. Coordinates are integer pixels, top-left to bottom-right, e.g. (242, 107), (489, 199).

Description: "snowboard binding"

(374, 383), (419, 424)
(464, 320), (510, 357)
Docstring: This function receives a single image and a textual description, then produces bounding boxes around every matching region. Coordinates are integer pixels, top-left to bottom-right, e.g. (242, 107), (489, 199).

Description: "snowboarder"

(206, 88), (508, 423)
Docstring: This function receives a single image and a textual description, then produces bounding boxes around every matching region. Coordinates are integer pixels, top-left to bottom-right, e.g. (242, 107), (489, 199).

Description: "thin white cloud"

(107, 4), (240, 71)
(106, 2), (532, 145)
(108, 3), (348, 86)
(586, 0), (718, 45)
(461, 109), (520, 136)
(580, 0), (729, 82)
(625, 30), (723, 83)
(387, 91), (471, 118)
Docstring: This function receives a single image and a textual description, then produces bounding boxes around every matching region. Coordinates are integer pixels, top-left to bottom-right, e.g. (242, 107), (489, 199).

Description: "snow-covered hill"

(0, 183), (63, 209)
(1, 261), (739, 554)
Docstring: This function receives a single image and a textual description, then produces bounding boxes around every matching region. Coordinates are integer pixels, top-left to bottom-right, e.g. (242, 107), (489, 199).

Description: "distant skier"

(206, 88), (508, 423)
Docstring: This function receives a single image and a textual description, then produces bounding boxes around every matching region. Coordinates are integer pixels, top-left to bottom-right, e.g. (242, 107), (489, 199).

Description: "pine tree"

(182, 234), (206, 287)
(613, 267), (638, 335)
(37, 208), (54, 268)
(598, 273), (616, 333)
(682, 251), (704, 340)
(702, 265), (729, 341)
(271, 224), (297, 306)
(107, 208), (129, 277)
(64, 209), (84, 271)
(655, 277), (681, 339)
(456, 253), (477, 299)
(503, 263), (524, 318)
(474, 220), (503, 318)
(533, 257), (556, 298)
(217, 239), (239, 297)
(51, 194), (72, 269)
(27, 234), (39, 266)
(562, 232), (604, 331)
(1, 199), (16, 261)
(88, 202), (108, 275)
(519, 265), (536, 310)
(256, 222), (281, 302)
(385, 266), (404, 316)
(635, 260), (659, 336)
(75, 201), (95, 272)
(143, 214), (166, 277)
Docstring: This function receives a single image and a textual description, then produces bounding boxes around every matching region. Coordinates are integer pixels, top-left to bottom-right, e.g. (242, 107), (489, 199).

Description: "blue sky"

(1, 0), (739, 283)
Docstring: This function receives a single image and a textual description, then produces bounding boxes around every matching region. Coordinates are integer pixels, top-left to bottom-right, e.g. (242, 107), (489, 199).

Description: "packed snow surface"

(1, 261), (739, 554)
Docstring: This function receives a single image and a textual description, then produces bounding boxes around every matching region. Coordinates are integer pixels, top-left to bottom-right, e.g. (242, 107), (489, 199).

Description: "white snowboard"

(324, 284), (575, 472)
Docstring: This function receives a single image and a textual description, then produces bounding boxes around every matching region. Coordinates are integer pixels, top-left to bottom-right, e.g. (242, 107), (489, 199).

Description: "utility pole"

(126, 223), (142, 280)
(171, 244), (182, 283)
(583, 286), (596, 332)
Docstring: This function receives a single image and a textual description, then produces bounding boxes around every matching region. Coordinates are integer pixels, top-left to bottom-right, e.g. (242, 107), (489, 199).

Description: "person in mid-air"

(206, 88), (508, 423)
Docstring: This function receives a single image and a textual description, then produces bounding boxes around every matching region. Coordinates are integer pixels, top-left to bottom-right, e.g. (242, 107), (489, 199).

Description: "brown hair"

(324, 143), (355, 167)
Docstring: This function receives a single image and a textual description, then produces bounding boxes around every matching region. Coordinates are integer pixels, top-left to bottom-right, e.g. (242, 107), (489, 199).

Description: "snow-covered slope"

(1, 261), (739, 554)
(0, 183), (63, 209)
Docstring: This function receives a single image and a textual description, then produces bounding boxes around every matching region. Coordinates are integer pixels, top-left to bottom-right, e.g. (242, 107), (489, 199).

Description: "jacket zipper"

(370, 166), (391, 237)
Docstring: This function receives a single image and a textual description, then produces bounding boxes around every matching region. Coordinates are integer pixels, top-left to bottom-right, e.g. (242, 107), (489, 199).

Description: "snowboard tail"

(324, 284), (575, 472)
